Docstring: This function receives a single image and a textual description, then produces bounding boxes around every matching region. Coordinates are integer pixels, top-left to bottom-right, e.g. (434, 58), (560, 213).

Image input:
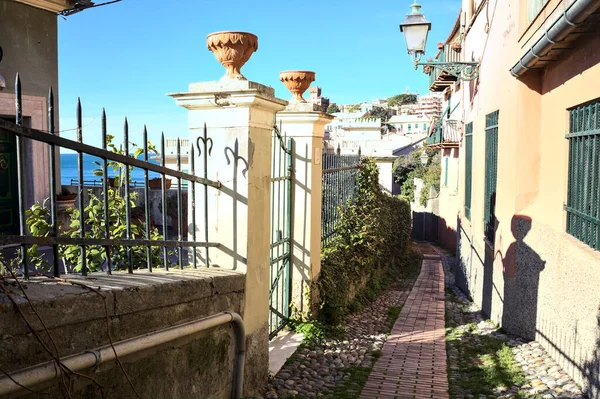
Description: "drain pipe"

(510, 0), (600, 77)
(0, 311), (246, 399)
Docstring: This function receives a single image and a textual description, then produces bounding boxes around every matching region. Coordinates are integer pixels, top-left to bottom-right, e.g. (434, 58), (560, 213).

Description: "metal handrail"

(0, 312), (246, 399)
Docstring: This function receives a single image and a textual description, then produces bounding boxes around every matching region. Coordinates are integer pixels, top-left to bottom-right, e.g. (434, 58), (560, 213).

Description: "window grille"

(566, 101), (600, 251)
(484, 111), (499, 244)
(464, 122), (473, 220)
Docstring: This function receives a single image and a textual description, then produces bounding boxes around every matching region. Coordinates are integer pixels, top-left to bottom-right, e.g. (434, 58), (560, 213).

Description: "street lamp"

(420, 151), (429, 166)
(399, 0), (479, 81)
(399, 1), (430, 64)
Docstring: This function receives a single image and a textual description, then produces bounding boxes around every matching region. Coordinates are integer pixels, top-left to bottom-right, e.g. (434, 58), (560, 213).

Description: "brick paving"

(361, 243), (449, 399)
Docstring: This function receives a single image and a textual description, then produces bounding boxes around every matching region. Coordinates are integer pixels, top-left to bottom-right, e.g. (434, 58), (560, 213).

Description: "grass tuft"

(446, 289), (527, 398)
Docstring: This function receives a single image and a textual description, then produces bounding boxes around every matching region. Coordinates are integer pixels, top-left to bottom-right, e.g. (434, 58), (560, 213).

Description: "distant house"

(388, 113), (432, 136)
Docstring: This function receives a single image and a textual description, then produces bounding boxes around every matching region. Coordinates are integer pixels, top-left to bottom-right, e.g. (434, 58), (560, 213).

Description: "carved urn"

(279, 71), (316, 103)
(206, 31), (258, 80)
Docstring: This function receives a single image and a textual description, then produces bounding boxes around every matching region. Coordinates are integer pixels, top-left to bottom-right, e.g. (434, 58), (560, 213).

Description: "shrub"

(316, 157), (416, 325)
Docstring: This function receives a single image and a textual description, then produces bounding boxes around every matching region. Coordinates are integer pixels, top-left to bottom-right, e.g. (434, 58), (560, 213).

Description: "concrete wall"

(455, 0), (600, 396)
(0, 270), (268, 398)
(0, 0), (59, 206)
(375, 159), (399, 195)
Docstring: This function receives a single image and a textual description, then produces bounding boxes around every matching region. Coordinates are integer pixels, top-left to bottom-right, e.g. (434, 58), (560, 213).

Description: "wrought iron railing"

(0, 74), (221, 278)
(427, 119), (462, 146)
(321, 149), (361, 246)
(68, 178), (189, 189)
(428, 44), (461, 88)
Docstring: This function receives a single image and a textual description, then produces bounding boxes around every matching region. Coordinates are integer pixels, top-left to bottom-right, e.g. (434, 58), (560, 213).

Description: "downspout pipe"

(0, 311), (246, 399)
(510, 0), (600, 77)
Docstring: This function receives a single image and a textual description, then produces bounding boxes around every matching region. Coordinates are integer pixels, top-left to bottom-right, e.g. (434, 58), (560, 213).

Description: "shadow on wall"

(500, 215), (546, 340)
(438, 216), (457, 251)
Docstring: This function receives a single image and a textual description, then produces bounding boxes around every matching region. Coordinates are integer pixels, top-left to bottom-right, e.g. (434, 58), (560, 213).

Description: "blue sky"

(58, 0), (461, 147)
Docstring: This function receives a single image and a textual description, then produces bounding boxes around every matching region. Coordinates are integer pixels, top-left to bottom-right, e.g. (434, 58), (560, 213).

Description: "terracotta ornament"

(279, 71), (316, 103)
(206, 31), (258, 80)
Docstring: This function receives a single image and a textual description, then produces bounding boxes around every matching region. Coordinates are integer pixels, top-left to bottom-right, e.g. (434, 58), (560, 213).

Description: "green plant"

(327, 104), (341, 113)
(386, 93), (418, 108)
(347, 104), (362, 113)
(446, 289), (527, 398)
(24, 135), (165, 273)
(316, 158), (415, 325)
(393, 146), (441, 205)
(92, 134), (157, 189)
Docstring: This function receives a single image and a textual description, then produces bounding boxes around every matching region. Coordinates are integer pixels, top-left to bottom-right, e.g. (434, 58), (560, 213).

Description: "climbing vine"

(393, 146), (441, 206)
(315, 158), (419, 325)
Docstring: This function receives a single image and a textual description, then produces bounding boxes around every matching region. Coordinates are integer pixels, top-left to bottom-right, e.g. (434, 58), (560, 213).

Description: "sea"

(60, 153), (161, 186)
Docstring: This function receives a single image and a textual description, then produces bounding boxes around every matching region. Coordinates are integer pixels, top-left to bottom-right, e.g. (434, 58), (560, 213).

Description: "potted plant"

(56, 187), (77, 214)
(57, 187), (77, 202)
(149, 177), (171, 190)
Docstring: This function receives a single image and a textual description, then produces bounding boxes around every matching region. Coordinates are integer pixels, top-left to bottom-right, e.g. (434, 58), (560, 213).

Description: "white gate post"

(170, 33), (287, 394)
(276, 100), (333, 314)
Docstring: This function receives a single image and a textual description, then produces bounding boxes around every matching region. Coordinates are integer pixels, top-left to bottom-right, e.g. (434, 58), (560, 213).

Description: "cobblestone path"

(361, 243), (449, 399)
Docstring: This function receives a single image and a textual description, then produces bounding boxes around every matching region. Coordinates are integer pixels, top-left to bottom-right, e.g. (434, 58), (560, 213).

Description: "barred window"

(464, 122), (473, 220)
(484, 111), (499, 244)
(528, 0), (548, 23)
(566, 101), (600, 251)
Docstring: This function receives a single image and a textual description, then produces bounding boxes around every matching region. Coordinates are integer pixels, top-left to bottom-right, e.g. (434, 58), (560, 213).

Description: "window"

(528, 0), (548, 23)
(484, 111), (499, 244)
(423, 123), (427, 131)
(408, 124), (412, 132)
(444, 156), (449, 187)
(566, 101), (600, 251)
(464, 122), (473, 220)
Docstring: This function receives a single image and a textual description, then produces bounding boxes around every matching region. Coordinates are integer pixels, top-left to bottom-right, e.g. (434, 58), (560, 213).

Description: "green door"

(0, 122), (18, 234)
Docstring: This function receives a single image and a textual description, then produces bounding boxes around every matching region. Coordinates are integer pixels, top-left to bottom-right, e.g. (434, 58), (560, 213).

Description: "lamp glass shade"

(420, 151), (429, 165)
(399, 1), (431, 54)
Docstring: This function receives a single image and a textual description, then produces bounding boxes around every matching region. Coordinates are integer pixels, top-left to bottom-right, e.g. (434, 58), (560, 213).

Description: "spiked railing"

(320, 146), (361, 247)
(0, 74), (222, 277)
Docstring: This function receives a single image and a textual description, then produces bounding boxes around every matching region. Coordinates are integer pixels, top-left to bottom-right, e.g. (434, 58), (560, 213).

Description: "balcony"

(428, 44), (461, 92)
(426, 119), (461, 148)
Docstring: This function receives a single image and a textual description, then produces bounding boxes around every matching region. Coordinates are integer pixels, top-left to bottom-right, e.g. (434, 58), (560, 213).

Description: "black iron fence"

(67, 179), (189, 189)
(321, 148), (361, 246)
(0, 74), (220, 278)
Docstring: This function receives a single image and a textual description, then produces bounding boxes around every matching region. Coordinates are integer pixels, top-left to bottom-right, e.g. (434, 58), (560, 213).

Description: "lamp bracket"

(415, 61), (480, 81)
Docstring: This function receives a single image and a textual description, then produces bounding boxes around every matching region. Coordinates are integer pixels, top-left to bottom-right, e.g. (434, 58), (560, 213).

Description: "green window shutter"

(465, 122), (473, 221)
(484, 111), (499, 244)
(408, 124), (412, 131)
(444, 156), (449, 187)
(566, 101), (600, 251)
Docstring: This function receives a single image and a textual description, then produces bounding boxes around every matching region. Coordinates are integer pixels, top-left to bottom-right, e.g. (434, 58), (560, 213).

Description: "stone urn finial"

(206, 31), (258, 80)
(279, 71), (316, 103)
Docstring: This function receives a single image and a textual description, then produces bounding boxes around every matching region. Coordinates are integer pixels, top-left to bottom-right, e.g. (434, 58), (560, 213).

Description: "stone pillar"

(171, 79), (287, 394)
(276, 103), (333, 314)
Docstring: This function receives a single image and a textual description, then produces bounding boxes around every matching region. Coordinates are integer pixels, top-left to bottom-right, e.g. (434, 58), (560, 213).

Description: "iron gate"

(269, 125), (293, 339)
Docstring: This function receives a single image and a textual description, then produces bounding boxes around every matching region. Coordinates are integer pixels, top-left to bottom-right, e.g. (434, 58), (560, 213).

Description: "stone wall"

(457, 217), (600, 397)
(0, 269), (267, 398)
